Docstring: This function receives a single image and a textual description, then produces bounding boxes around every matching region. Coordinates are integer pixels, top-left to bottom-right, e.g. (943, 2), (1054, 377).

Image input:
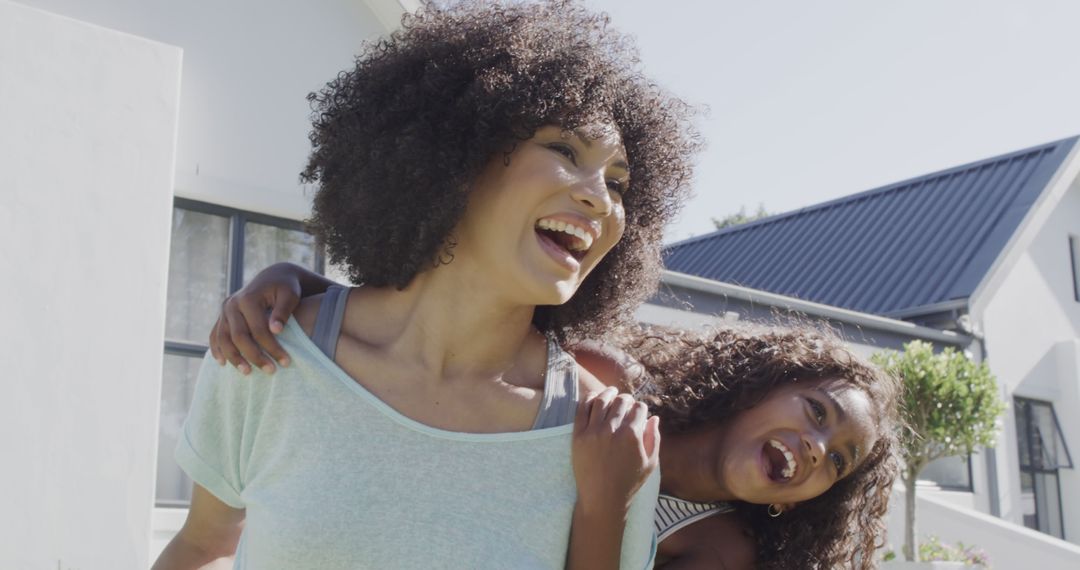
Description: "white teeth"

(536, 219), (596, 252)
(769, 439), (798, 480)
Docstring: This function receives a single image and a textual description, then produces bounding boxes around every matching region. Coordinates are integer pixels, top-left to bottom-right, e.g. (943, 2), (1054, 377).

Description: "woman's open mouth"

(763, 439), (798, 482)
(535, 218), (595, 267)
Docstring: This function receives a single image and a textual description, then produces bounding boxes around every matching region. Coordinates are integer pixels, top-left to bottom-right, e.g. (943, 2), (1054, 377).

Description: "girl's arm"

(567, 384), (661, 570)
(209, 262), (337, 375)
(152, 485), (245, 570)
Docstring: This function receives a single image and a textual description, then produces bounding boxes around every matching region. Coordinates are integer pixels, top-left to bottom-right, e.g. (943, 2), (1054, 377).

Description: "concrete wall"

(885, 487), (1080, 568)
(979, 174), (1080, 544)
(15, 0), (387, 221)
(0, 2), (182, 568)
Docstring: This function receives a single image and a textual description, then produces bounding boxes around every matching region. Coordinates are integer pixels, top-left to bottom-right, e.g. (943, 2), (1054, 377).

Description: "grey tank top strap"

(311, 285), (350, 361)
(530, 334), (580, 430)
(309, 286), (578, 430)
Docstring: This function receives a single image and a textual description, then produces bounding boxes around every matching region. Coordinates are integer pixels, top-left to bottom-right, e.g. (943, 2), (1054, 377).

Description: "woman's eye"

(606, 179), (626, 194)
(830, 451), (846, 474)
(548, 143), (577, 164)
(808, 398), (826, 424)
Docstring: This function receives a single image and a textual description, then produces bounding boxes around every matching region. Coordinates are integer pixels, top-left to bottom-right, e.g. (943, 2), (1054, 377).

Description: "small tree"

(712, 203), (770, 230)
(872, 341), (1004, 562)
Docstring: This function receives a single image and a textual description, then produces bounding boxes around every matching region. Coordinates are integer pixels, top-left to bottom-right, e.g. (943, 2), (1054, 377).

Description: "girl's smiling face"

(452, 124), (629, 305)
(673, 378), (880, 507)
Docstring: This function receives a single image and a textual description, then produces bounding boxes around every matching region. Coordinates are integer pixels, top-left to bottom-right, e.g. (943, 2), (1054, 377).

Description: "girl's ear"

(768, 502), (797, 517)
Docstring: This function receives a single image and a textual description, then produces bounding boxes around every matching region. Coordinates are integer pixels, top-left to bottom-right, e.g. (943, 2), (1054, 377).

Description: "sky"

(584, 0), (1080, 243)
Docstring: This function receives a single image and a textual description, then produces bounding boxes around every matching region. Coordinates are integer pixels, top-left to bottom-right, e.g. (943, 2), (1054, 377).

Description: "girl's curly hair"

(623, 325), (902, 570)
(302, 0), (699, 341)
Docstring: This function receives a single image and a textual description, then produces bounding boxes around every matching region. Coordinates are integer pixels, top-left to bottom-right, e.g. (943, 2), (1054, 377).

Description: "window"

(1015, 397), (1073, 539)
(1071, 235), (1080, 302)
(917, 455), (972, 491)
(156, 198), (324, 507)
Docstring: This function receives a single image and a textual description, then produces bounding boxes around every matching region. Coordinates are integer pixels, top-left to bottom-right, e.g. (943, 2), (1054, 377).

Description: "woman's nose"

(570, 175), (613, 216)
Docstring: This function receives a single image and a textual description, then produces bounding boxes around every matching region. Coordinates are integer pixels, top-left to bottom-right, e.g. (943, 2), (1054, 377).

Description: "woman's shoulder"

(570, 340), (642, 394)
(657, 512), (756, 570)
(294, 291), (329, 338)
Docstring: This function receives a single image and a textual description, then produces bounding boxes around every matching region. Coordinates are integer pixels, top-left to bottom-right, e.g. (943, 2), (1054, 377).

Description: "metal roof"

(664, 136), (1079, 317)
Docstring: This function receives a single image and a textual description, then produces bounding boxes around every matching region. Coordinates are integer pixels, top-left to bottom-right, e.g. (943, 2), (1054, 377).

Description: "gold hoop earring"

(768, 504), (783, 518)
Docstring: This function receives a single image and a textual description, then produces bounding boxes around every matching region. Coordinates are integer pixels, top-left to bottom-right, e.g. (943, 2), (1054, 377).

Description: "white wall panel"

(0, 2), (182, 568)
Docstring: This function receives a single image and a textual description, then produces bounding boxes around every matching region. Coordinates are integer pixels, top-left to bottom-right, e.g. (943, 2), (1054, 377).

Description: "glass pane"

(242, 222), (317, 286)
(1040, 472), (1064, 538)
(156, 353), (203, 506)
(917, 455), (971, 489)
(1031, 401), (1071, 469)
(1020, 472), (1037, 530)
(165, 208), (230, 343)
(1033, 471), (1064, 539)
(1016, 399), (1032, 467)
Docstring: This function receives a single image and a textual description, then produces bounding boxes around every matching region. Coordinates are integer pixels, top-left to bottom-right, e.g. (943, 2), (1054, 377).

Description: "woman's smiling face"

(692, 379), (880, 507)
(452, 124), (629, 305)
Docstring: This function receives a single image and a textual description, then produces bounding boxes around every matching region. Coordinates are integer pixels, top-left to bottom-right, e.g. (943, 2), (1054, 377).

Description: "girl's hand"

(572, 387), (661, 516)
(208, 262), (330, 375)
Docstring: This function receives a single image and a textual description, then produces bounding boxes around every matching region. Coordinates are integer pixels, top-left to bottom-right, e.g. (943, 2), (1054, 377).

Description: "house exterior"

(663, 136), (1080, 561)
(5, 0), (1078, 568)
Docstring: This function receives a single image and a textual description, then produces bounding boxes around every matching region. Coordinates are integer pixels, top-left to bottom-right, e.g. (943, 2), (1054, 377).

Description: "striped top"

(654, 493), (735, 543)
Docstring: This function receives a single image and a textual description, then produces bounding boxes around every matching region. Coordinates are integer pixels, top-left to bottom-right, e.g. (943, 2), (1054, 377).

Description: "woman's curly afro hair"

(303, 0), (699, 340)
(622, 325), (903, 570)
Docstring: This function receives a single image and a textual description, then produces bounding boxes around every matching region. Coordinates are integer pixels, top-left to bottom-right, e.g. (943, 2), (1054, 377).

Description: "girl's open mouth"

(763, 439), (797, 482)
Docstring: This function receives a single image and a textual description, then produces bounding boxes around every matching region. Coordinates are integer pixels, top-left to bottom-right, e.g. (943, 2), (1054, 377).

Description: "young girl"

(213, 269), (902, 570)
(153, 1), (698, 569)
(626, 326), (900, 569)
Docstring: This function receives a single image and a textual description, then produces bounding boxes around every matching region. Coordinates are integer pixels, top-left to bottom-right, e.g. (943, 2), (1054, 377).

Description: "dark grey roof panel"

(664, 136), (1079, 316)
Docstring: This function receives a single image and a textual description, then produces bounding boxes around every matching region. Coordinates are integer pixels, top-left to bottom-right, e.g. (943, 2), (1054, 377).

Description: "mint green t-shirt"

(177, 318), (659, 569)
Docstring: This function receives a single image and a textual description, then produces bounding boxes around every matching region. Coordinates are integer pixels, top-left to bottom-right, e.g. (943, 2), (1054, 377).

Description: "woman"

(153, 1), (698, 569)
(213, 268), (902, 569)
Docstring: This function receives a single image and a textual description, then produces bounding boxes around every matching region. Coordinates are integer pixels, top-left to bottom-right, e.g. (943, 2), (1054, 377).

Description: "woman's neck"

(345, 260), (542, 384)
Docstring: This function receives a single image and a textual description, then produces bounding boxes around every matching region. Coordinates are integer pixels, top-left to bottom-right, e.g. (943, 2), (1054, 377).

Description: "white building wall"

(15, 0), (388, 220)
(980, 176), (1080, 544)
(0, 2), (181, 568)
(2, 0), (395, 564)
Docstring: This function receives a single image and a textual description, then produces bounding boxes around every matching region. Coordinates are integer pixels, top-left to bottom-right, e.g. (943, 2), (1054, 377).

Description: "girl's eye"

(808, 398), (827, 425)
(606, 179), (626, 194)
(830, 451), (846, 474)
(548, 143), (577, 165)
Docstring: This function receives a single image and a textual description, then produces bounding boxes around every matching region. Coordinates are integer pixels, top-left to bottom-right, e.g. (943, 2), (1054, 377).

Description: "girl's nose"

(804, 433), (827, 467)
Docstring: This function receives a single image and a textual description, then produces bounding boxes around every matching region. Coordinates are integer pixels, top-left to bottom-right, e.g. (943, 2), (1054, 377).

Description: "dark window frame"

(158, 198), (324, 507)
(1015, 396), (1073, 538)
(1070, 235), (1080, 303)
(163, 198), (324, 357)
